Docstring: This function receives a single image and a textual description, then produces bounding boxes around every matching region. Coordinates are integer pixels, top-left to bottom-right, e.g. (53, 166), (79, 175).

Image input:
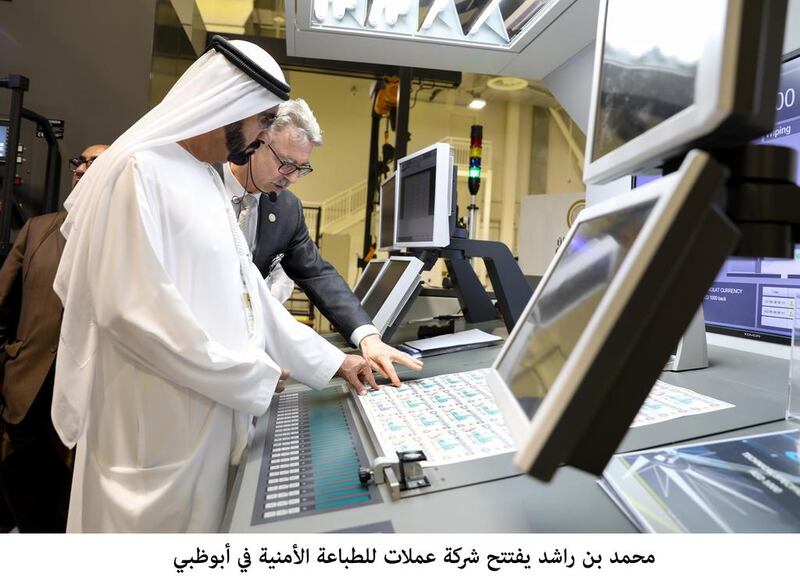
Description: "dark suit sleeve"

(0, 219), (28, 383)
(279, 198), (373, 344)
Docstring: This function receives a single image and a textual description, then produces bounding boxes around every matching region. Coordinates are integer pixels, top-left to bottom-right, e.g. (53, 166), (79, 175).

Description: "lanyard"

(208, 165), (256, 337)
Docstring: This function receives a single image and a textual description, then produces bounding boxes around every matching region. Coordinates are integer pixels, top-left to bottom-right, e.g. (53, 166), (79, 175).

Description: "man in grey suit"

(225, 99), (422, 386)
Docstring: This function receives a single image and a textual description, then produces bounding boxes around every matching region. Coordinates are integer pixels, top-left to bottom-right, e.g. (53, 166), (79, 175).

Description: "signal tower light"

(467, 124), (483, 240)
(468, 124), (483, 196)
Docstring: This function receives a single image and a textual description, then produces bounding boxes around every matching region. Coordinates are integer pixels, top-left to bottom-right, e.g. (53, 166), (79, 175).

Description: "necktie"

(237, 193), (258, 253)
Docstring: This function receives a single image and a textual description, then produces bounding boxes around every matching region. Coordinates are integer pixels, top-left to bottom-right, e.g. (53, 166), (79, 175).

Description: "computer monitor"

(487, 150), (737, 481)
(704, 252), (800, 344)
(378, 173), (397, 251)
(633, 50), (800, 190)
(584, 0), (785, 185)
(0, 122), (8, 162)
(756, 50), (800, 184)
(639, 51), (800, 343)
(353, 259), (386, 301)
(360, 256), (424, 336)
(394, 143), (453, 248)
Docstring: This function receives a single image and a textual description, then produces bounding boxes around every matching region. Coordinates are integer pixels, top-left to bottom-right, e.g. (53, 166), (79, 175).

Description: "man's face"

(71, 144), (108, 188)
(224, 107), (278, 163)
(247, 127), (314, 193)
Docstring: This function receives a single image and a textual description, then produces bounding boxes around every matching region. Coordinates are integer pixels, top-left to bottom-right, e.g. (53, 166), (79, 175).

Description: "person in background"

(0, 143), (108, 532)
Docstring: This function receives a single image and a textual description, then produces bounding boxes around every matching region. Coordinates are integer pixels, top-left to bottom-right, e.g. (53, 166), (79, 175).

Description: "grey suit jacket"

(214, 164), (372, 343)
(252, 188), (372, 343)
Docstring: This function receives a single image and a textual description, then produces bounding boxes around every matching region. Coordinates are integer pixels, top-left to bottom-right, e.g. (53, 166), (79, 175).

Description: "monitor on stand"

(395, 143), (453, 249)
(487, 150), (735, 481)
(484, 0), (787, 482)
(359, 256), (425, 340)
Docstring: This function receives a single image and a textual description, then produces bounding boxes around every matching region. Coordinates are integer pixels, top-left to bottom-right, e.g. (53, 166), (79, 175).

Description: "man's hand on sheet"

(337, 354), (379, 395)
(359, 334), (423, 387)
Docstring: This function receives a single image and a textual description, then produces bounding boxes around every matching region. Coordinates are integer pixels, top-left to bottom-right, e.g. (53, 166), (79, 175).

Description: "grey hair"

(271, 98), (323, 146)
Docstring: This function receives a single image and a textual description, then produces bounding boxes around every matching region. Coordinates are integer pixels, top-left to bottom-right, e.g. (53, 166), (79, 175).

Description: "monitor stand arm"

(413, 238), (533, 332)
(443, 256), (496, 324)
(663, 306), (709, 371)
(448, 238), (533, 332)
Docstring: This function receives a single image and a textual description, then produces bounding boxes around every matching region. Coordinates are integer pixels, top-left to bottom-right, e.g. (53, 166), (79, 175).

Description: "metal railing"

(305, 179), (368, 235)
(440, 136), (494, 171)
(302, 205), (322, 245)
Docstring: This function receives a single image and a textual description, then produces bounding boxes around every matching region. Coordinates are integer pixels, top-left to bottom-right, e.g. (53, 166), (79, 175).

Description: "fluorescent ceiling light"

(468, 98), (487, 110)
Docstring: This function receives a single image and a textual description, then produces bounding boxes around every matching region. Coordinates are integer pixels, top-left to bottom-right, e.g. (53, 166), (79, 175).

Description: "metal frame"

(286, 0), (585, 78)
(1, 75), (62, 258)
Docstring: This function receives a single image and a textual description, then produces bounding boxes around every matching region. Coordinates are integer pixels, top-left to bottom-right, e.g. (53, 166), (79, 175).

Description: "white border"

(361, 255), (425, 336)
(4, 533), (800, 582)
(394, 143), (452, 249)
(583, 0), (740, 185)
(486, 150), (712, 473)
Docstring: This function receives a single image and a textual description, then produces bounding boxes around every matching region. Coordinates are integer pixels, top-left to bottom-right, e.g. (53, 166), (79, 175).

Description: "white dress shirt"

(222, 163), (297, 301)
(223, 162), (261, 252)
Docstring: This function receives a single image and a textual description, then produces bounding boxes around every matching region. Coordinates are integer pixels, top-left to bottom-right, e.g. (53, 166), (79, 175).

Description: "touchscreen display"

(354, 261), (386, 301)
(496, 200), (656, 417)
(591, 0), (725, 160)
(362, 260), (410, 318)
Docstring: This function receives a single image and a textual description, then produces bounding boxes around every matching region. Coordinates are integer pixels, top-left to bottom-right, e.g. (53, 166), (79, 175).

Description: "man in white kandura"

(51, 36), (377, 532)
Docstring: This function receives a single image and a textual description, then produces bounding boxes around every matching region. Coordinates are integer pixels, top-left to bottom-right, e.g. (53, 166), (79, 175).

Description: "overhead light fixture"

(468, 97), (487, 110)
(486, 76), (529, 91)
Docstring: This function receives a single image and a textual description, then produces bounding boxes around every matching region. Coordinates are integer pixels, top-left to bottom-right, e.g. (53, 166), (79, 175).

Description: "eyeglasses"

(69, 155), (99, 171)
(268, 144), (313, 178)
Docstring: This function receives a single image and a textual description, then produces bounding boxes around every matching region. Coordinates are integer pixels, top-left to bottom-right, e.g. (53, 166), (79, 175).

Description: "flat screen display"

(704, 252), (800, 343)
(496, 200), (656, 418)
(361, 260), (410, 318)
(757, 54), (800, 185)
(397, 150), (437, 243)
(634, 55), (800, 344)
(354, 260), (385, 301)
(379, 175), (396, 249)
(591, 0), (725, 162)
(0, 123), (8, 161)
